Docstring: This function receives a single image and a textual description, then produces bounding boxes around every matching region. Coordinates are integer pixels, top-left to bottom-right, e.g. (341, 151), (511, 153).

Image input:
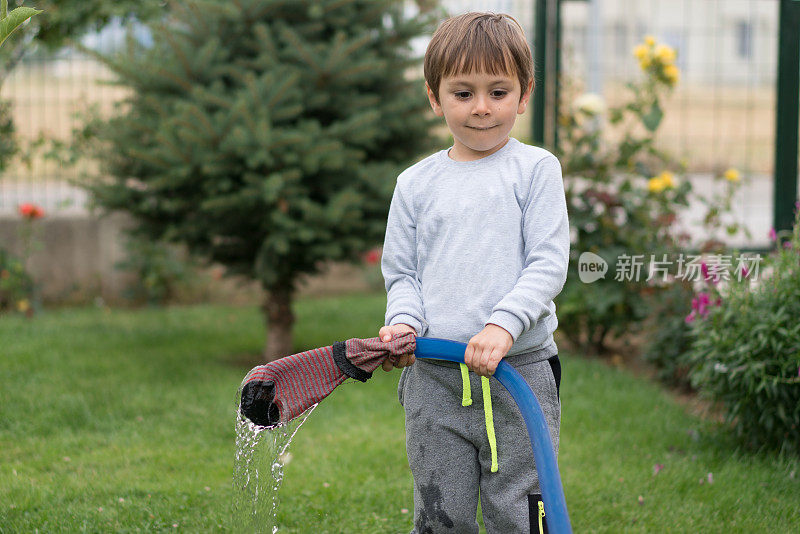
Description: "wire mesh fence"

(0, 0), (791, 248)
(0, 22), (132, 216)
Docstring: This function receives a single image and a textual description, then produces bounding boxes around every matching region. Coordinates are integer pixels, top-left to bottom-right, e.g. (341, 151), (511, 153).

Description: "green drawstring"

(459, 363), (472, 406)
(481, 376), (499, 472)
(458, 364), (499, 473)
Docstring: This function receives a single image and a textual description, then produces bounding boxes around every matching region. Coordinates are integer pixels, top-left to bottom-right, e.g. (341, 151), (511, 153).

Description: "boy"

(378, 11), (570, 534)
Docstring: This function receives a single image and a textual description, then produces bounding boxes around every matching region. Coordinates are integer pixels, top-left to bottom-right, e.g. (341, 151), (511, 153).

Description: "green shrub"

(116, 235), (193, 306)
(686, 211), (800, 455)
(640, 278), (696, 388)
(641, 248), (737, 389)
(0, 247), (33, 314)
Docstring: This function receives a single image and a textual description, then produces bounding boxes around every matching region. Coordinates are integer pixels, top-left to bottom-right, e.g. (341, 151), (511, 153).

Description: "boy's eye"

(454, 91), (508, 99)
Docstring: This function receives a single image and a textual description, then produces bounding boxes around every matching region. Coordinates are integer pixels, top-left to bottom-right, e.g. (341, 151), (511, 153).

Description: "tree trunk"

(261, 284), (295, 363)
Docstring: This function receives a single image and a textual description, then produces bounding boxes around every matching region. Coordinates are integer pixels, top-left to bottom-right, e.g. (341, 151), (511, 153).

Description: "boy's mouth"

(469, 125), (497, 130)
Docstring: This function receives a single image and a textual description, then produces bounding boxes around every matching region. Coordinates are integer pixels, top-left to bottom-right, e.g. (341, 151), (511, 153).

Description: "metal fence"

(552, 0), (783, 249)
(0, 0), (789, 247)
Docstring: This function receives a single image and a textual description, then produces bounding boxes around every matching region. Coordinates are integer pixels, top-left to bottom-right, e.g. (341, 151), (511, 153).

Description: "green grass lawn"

(1, 294), (798, 533)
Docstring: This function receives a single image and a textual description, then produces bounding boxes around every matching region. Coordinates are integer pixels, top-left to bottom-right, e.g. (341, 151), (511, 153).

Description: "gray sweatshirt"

(381, 137), (570, 357)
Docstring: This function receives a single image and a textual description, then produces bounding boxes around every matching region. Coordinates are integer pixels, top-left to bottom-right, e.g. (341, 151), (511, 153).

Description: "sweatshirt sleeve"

(487, 155), (570, 341)
(381, 179), (427, 336)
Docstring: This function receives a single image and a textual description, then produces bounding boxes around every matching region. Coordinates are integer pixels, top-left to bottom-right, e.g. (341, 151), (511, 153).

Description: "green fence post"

(533, 0), (586, 149)
(774, 0), (800, 235)
(533, 0), (547, 146)
(553, 0), (562, 153)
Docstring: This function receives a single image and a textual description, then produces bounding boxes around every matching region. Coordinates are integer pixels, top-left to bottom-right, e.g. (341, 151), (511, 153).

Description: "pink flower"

(784, 241), (792, 249)
(688, 291), (723, 322)
(692, 292), (711, 316)
(769, 227), (777, 241)
(700, 262), (718, 285)
(741, 266), (749, 279)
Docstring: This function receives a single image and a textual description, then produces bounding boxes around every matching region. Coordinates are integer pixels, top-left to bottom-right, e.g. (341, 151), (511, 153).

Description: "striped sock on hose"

(240, 331), (416, 427)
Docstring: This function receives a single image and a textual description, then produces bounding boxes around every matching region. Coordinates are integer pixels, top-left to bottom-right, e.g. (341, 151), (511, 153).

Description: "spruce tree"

(82, 0), (442, 361)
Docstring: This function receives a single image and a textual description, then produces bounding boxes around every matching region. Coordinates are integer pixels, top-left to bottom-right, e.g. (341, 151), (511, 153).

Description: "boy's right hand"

(379, 324), (417, 371)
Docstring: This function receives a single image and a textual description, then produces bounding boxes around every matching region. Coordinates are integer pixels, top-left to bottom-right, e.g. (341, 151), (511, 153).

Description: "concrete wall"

(0, 213), (377, 305)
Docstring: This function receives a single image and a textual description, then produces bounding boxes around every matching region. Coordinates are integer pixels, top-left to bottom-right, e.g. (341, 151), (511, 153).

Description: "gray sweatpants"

(398, 345), (561, 534)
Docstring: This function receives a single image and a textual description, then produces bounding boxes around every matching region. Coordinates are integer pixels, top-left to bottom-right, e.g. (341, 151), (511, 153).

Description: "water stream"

(232, 399), (318, 533)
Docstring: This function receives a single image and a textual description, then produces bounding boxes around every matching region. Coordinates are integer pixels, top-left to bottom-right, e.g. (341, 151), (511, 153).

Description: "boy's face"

(426, 70), (533, 161)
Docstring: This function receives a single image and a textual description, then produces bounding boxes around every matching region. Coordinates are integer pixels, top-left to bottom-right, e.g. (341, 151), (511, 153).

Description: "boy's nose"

(472, 95), (491, 115)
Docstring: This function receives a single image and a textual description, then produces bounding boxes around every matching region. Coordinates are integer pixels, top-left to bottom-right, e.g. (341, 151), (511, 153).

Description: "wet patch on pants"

(416, 481), (453, 533)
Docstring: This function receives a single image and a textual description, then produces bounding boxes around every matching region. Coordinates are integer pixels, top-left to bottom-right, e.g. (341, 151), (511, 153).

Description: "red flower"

(364, 248), (381, 265)
(18, 203), (45, 220)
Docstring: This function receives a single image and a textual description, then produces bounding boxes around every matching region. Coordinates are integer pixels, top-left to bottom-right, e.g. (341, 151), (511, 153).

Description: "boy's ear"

(425, 82), (444, 117)
(517, 79), (534, 114)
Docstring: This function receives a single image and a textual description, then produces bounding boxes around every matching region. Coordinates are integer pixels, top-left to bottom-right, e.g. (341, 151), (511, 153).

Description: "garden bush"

(640, 278), (696, 389)
(555, 36), (744, 355)
(640, 165), (747, 384)
(0, 247), (33, 313)
(0, 203), (44, 315)
(115, 234), (194, 306)
(686, 210), (800, 455)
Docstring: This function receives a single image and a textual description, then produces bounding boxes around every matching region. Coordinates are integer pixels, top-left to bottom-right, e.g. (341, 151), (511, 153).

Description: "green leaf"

(641, 100), (663, 132)
(0, 6), (42, 48)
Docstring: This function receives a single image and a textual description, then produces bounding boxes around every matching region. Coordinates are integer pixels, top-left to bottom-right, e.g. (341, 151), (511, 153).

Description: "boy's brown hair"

(424, 12), (534, 105)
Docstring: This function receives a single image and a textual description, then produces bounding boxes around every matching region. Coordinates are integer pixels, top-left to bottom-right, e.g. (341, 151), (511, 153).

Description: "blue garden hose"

(414, 337), (572, 534)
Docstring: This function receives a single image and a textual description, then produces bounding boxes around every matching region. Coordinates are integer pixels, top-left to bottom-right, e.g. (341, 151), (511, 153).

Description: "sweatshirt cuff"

(487, 310), (525, 341)
(389, 314), (424, 336)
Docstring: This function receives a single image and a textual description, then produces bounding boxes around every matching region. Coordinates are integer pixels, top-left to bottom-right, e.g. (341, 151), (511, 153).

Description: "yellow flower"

(649, 172), (675, 193)
(654, 45), (676, 64)
(645, 35), (656, 47)
(663, 64), (680, 84)
(648, 177), (666, 193)
(723, 168), (740, 182)
(633, 44), (649, 60)
(17, 299), (30, 313)
(659, 171), (675, 189)
(639, 56), (652, 70)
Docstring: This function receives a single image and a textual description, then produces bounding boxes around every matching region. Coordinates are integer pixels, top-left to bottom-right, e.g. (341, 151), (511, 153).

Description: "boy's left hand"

(464, 324), (514, 376)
